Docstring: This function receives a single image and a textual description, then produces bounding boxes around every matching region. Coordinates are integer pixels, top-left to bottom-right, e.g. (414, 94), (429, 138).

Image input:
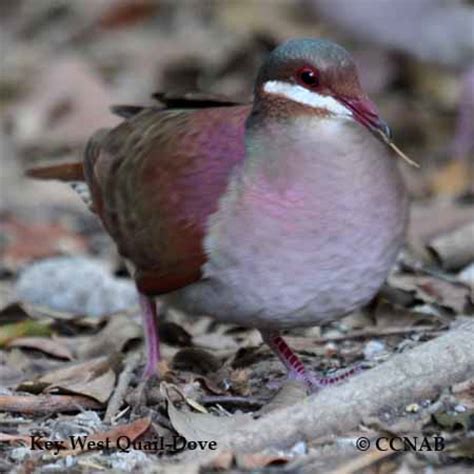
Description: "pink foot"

(287, 363), (362, 392)
(260, 330), (362, 393)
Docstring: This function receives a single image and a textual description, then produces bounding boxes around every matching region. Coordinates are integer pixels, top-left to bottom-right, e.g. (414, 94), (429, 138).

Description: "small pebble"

(324, 342), (338, 357)
(290, 441), (307, 456)
(9, 447), (29, 462)
(458, 262), (474, 288)
(405, 403), (420, 413)
(108, 451), (150, 471)
(363, 340), (386, 360)
(454, 404), (466, 413)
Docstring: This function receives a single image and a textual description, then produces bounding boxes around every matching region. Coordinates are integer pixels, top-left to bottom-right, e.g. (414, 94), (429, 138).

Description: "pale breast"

(167, 118), (408, 329)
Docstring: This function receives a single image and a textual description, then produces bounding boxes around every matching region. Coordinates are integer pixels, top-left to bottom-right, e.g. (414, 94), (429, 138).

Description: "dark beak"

(377, 120), (392, 141)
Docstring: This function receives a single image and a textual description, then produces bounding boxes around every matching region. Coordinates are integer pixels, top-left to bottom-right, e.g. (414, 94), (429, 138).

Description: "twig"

(287, 325), (444, 344)
(329, 448), (398, 474)
(199, 395), (264, 409)
(0, 395), (102, 414)
(104, 350), (140, 423)
(374, 128), (420, 168)
(400, 259), (470, 285)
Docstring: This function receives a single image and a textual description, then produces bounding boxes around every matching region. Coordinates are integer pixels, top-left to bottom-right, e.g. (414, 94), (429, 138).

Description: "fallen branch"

(222, 319), (474, 452)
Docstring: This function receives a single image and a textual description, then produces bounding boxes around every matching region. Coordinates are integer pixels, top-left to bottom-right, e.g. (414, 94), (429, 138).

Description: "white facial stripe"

(263, 80), (353, 118)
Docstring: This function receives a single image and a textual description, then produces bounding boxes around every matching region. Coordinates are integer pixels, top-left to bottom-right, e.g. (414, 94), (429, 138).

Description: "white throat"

(263, 80), (353, 119)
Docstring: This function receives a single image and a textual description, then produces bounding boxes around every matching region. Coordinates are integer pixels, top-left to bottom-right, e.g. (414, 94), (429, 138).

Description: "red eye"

(296, 66), (319, 89)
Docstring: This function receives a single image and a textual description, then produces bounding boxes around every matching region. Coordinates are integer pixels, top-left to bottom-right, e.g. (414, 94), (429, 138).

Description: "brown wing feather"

(86, 105), (249, 295)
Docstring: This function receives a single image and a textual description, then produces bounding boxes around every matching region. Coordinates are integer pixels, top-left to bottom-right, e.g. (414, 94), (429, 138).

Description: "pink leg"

(139, 294), (160, 379)
(260, 330), (360, 392)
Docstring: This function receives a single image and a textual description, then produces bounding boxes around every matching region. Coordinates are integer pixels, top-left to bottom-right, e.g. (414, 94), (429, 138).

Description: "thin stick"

(387, 141), (420, 168)
(375, 129), (420, 168)
(329, 448), (398, 474)
(283, 326), (444, 345)
(0, 395), (102, 414)
(104, 351), (140, 423)
(199, 395), (264, 409)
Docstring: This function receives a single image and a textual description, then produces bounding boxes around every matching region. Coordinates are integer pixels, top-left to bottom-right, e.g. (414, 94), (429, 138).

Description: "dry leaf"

(61, 417), (151, 456)
(207, 450), (234, 469)
(453, 377), (474, 409)
(387, 273), (469, 315)
(446, 437), (474, 460)
(194, 375), (226, 395)
(408, 201), (474, 249)
(228, 369), (250, 396)
(161, 383), (252, 444)
(162, 383), (208, 414)
(159, 321), (193, 347)
(0, 433), (31, 444)
(19, 303), (84, 323)
(433, 410), (474, 432)
(235, 452), (289, 469)
(21, 356), (117, 404)
(415, 276), (471, 314)
(193, 333), (239, 351)
(207, 366), (251, 396)
(374, 301), (439, 328)
(428, 222), (474, 271)
(0, 320), (52, 348)
(171, 348), (222, 375)
(75, 314), (142, 360)
(7, 336), (73, 360)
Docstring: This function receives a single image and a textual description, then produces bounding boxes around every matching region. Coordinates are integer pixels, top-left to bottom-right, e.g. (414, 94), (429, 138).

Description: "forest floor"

(0, 1), (473, 472)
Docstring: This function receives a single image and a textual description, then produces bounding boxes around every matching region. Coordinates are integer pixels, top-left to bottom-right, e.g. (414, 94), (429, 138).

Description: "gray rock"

(15, 257), (138, 317)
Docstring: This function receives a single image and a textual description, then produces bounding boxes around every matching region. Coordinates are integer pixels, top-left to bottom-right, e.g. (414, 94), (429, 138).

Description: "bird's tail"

(26, 161), (85, 181)
(26, 162), (93, 209)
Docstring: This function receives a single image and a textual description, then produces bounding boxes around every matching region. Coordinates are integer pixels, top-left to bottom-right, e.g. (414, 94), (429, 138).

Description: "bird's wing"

(86, 105), (250, 295)
(111, 91), (242, 119)
(151, 91), (241, 108)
